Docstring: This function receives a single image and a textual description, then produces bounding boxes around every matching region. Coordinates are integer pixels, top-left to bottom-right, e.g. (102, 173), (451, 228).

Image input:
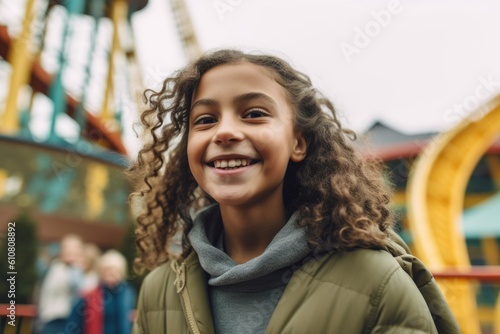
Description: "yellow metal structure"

(407, 95), (500, 334)
(1, 0), (36, 133)
(101, 0), (128, 126)
(487, 155), (500, 188)
(169, 0), (201, 60)
(495, 298), (500, 334)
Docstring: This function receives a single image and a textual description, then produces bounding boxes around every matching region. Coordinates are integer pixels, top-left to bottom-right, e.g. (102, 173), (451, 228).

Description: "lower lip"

(208, 163), (257, 176)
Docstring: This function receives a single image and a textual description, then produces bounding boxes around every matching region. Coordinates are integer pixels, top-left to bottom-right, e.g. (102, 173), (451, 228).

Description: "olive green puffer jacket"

(133, 246), (459, 334)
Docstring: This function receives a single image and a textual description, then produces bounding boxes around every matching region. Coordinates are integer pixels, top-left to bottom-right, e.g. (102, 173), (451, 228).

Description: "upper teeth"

(214, 159), (251, 168)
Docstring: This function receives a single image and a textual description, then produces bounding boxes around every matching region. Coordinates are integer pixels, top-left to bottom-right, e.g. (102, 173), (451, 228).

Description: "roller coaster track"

(407, 95), (500, 334)
(0, 24), (127, 154)
(0, 0), (150, 154)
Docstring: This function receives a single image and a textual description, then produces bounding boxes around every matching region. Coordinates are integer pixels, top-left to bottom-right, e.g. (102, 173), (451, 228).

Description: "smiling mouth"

(207, 158), (260, 170)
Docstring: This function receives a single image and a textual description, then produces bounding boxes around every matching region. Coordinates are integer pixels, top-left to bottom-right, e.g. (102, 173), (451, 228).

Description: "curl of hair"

(128, 49), (394, 272)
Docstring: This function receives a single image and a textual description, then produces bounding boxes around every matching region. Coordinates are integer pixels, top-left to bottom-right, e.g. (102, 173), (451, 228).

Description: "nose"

(213, 114), (244, 145)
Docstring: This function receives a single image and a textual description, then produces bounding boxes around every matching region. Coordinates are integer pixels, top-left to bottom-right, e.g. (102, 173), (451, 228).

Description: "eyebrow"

(190, 92), (277, 111)
(233, 92), (277, 107)
(190, 98), (218, 111)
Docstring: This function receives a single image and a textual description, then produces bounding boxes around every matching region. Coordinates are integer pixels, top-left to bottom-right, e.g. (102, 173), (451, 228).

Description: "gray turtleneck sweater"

(188, 204), (311, 334)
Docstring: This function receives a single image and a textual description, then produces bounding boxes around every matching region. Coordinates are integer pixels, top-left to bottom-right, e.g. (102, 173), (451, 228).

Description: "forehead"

(100, 256), (124, 269)
(62, 238), (82, 249)
(192, 62), (288, 103)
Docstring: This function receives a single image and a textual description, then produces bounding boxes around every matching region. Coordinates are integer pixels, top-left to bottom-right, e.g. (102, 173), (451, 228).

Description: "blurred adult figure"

(80, 243), (101, 293)
(69, 250), (135, 334)
(37, 234), (84, 333)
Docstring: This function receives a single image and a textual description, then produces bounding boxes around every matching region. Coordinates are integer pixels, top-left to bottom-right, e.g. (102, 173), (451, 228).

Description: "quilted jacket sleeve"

(132, 279), (147, 334)
(131, 262), (182, 334)
(368, 265), (439, 334)
(395, 255), (461, 334)
(370, 255), (460, 334)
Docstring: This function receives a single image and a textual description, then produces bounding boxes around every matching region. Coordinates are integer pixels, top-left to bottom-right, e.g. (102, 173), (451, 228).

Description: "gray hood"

(188, 204), (311, 287)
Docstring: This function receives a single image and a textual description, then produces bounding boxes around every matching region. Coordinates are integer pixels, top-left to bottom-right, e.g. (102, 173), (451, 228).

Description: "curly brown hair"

(129, 49), (394, 272)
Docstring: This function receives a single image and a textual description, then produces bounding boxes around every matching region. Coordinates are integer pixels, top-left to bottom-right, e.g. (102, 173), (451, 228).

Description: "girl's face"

(187, 62), (306, 207)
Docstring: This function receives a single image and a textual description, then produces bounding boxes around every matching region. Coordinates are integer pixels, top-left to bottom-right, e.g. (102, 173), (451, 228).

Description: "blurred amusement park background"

(0, 0), (500, 333)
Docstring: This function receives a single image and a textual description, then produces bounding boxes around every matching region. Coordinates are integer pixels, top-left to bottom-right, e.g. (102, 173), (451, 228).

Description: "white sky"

(132, 0), (500, 135)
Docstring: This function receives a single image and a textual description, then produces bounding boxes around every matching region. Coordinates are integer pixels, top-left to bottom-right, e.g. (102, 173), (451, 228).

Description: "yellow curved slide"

(407, 95), (500, 334)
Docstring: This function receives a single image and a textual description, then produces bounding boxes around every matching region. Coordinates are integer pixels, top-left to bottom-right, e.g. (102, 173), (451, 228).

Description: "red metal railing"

(433, 266), (500, 282)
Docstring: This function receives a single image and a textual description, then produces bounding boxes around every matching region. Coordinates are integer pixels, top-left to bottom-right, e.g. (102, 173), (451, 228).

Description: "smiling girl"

(130, 50), (459, 333)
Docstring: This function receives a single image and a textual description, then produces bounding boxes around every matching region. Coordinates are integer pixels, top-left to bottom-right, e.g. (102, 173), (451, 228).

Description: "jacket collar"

(175, 249), (325, 334)
(173, 251), (216, 334)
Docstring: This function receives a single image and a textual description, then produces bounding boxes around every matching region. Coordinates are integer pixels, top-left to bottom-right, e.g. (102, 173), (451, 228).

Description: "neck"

(220, 195), (287, 264)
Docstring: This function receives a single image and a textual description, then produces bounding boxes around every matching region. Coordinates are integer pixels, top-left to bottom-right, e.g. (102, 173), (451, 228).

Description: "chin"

(211, 194), (251, 207)
(206, 186), (251, 205)
(213, 197), (247, 207)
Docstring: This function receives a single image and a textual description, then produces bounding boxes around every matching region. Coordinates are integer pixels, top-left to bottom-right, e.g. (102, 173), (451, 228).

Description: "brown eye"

(243, 109), (267, 119)
(194, 116), (217, 125)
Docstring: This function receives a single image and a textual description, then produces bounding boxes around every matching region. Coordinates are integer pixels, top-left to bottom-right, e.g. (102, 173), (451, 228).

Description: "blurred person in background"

(68, 249), (136, 334)
(36, 234), (84, 334)
(80, 243), (101, 293)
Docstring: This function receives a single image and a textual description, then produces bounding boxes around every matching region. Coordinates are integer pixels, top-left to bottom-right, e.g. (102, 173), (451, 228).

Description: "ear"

(290, 134), (307, 162)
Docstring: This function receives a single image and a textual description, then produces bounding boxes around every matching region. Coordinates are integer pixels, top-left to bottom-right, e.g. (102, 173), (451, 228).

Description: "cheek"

(187, 136), (205, 180)
(186, 137), (199, 167)
(186, 142), (194, 167)
(254, 127), (276, 150)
